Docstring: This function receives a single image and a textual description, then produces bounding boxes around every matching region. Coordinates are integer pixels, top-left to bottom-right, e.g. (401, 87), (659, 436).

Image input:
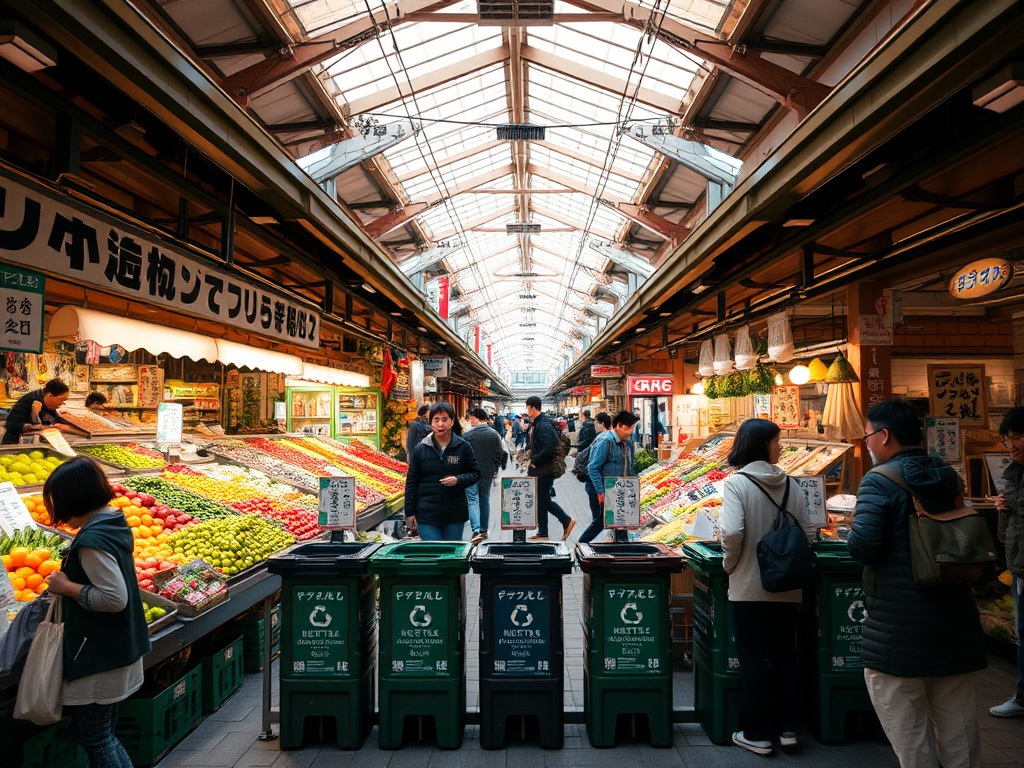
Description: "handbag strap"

(737, 472), (791, 514)
(867, 464), (969, 521)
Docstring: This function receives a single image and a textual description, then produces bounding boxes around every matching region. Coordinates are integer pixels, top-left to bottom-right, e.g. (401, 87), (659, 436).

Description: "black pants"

(536, 474), (571, 537)
(578, 484), (604, 543)
(731, 600), (800, 741)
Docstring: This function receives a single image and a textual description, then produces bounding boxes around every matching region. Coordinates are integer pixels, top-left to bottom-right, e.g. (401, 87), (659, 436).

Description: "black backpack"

(573, 444), (593, 483)
(738, 473), (819, 592)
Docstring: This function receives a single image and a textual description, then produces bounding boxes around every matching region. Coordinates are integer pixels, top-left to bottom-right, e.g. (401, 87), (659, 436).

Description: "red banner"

(437, 275), (449, 319)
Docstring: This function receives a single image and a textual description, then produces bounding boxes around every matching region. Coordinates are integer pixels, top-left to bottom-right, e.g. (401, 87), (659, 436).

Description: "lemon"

(28, 450), (44, 461)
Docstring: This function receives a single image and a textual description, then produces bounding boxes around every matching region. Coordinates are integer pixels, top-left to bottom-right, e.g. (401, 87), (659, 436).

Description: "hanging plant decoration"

(747, 362), (778, 395)
(704, 375), (720, 399)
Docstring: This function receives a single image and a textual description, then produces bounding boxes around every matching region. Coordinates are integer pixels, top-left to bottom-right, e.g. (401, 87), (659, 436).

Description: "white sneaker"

(990, 697), (1024, 717)
(732, 731), (772, 755)
(779, 731), (798, 747)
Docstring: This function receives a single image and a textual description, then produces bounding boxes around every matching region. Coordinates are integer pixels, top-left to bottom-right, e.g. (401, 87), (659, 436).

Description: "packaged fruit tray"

(154, 560), (229, 619)
(140, 589), (178, 635)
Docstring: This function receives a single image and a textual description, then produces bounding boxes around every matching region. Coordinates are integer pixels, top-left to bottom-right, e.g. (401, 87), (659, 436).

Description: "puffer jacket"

(527, 412), (560, 477)
(847, 450), (986, 678)
(404, 433), (480, 526)
(999, 459), (1024, 576)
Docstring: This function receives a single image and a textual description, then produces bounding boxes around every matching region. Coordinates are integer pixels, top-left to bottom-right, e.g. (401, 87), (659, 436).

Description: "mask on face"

(867, 447), (879, 466)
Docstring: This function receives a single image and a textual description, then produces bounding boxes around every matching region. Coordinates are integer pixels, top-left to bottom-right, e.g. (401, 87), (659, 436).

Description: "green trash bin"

(576, 542), (683, 748)
(268, 540), (381, 750)
(370, 540), (473, 749)
(804, 540), (873, 743)
(682, 540), (742, 745)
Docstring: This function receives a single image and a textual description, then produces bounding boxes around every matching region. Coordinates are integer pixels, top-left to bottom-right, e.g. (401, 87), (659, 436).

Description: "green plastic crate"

(237, 606), (281, 672)
(14, 721), (88, 768)
(196, 634), (245, 713)
(116, 665), (203, 767)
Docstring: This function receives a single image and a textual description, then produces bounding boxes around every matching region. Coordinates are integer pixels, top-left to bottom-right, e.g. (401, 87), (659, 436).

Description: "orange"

(24, 552), (43, 571)
(35, 581), (48, 594)
(11, 576), (26, 591)
(15, 566), (35, 579)
(140, 514), (153, 526)
(8, 547), (29, 568)
(1, 554), (11, 571)
(22, 498), (35, 512)
(38, 560), (59, 577)
(25, 574), (43, 590)
(127, 515), (141, 528)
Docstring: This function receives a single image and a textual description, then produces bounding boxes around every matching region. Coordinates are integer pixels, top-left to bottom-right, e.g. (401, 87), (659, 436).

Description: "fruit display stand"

(72, 440), (169, 473)
(0, 446), (69, 491)
(58, 406), (154, 438)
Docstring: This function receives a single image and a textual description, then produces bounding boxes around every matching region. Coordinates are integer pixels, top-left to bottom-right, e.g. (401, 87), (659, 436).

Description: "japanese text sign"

(928, 364), (987, 427)
(0, 174), (319, 349)
(771, 385), (801, 429)
(501, 477), (537, 529)
(925, 416), (962, 464)
(156, 402), (183, 446)
(0, 263), (44, 353)
(794, 475), (826, 528)
(0, 482), (35, 536)
(318, 476), (356, 530)
(948, 258), (1013, 300)
(603, 476), (641, 530)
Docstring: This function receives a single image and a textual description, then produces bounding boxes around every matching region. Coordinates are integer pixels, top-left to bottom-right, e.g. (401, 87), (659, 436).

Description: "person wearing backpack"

(576, 410), (597, 452)
(719, 418), (813, 756)
(578, 412), (620, 543)
(847, 399), (985, 768)
(525, 396), (575, 541)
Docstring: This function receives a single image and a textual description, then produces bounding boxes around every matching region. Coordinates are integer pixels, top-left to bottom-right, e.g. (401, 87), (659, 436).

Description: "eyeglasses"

(863, 429), (883, 441)
(1002, 434), (1024, 447)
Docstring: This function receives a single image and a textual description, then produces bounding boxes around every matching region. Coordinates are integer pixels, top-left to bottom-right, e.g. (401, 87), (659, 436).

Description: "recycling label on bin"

(291, 586), (351, 677)
(602, 583), (662, 674)
(492, 585), (551, 676)
(390, 586), (451, 677)
(830, 583), (866, 672)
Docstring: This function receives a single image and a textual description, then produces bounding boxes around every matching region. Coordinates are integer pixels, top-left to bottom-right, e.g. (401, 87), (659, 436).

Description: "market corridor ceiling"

(141, 0), (865, 382)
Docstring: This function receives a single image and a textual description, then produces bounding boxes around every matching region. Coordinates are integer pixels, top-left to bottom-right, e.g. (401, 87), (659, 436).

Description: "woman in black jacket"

(404, 401), (480, 540)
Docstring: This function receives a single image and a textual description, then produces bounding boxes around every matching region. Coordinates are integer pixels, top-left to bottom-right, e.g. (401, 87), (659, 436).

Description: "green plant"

(633, 447), (659, 473)
(704, 376), (720, 399)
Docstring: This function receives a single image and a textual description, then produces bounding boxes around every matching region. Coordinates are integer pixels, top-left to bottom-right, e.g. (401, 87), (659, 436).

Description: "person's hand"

(46, 570), (72, 596)
(440, 475), (458, 487)
(31, 400), (42, 415)
(993, 493), (1009, 512)
(597, 493), (605, 505)
(405, 515), (418, 535)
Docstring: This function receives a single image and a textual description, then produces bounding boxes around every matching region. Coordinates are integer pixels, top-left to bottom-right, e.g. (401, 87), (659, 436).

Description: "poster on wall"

(0, 264), (44, 354)
(771, 385), (801, 429)
(924, 416), (961, 464)
(927, 364), (987, 427)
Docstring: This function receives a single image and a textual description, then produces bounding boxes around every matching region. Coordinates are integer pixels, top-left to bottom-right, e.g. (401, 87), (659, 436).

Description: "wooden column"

(847, 281), (893, 480)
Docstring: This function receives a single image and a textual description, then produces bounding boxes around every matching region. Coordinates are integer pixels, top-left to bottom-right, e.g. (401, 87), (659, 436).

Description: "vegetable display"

(76, 442), (166, 470)
(1, 528), (64, 602)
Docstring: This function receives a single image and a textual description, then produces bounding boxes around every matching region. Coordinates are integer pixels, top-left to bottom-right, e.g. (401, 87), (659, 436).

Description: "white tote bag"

(15, 596), (64, 725)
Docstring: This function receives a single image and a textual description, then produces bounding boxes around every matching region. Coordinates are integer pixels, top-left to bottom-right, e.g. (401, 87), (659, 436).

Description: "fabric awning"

(48, 306), (219, 362)
(215, 340), (303, 375)
(290, 363), (370, 387)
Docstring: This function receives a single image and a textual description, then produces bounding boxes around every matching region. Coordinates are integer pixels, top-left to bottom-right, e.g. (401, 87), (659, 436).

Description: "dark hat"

(522, 417), (531, 425)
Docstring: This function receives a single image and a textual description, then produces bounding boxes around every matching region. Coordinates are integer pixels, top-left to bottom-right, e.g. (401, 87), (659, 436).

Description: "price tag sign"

(319, 476), (356, 530)
(603, 477), (641, 530)
(501, 477), (537, 529)
(794, 475), (827, 528)
(0, 482), (36, 536)
(156, 402), (184, 447)
(38, 428), (77, 457)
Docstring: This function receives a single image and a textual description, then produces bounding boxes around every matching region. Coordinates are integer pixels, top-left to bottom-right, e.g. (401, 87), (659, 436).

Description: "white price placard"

(156, 402), (184, 446)
(500, 477), (537, 529)
(0, 482), (36, 535)
(39, 427), (77, 457)
(794, 475), (827, 528)
(318, 476), (356, 530)
(603, 476), (641, 530)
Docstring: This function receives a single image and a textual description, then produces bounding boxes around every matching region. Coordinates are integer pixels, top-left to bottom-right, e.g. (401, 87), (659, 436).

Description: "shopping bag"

(14, 595), (63, 725)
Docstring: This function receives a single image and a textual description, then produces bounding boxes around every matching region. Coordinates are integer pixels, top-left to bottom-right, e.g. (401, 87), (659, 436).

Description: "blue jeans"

(69, 702), (132, 768)
(417, 521), (466, 541)
(1015, 577), (1024, 701)
(578, 483), (605, 544)
(466, 484), (481, 533)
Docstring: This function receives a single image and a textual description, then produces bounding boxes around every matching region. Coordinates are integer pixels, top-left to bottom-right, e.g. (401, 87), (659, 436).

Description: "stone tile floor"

(159, 469), (1024, 767)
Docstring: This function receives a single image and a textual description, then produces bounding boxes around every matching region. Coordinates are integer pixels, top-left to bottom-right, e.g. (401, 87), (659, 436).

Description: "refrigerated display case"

(335, 388), (382, 448)
(286, 386), (334, 436)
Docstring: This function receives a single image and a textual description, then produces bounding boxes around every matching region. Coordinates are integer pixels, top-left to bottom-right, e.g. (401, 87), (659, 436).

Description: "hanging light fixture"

(808, 357), (828, 382)
(691, 380), (705, 395)
(774, 372), (784, 386)
(789, 364), (811, 385)
(825, 352), (860, 383)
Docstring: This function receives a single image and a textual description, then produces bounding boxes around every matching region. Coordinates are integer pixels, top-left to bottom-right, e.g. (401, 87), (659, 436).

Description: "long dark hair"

(727, 418), (781, 467)
(43, 456), (115, 524)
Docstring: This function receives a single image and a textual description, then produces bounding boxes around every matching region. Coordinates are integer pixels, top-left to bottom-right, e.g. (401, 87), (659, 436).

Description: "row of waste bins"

(267, 538), (870, 750)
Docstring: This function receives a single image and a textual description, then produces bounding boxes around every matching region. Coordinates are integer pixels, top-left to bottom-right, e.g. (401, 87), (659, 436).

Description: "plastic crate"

(196, 634), (245, 713)
(15, 721), (88, 768)
(237, 604), (281, 671)
(116, 665), (203, 767)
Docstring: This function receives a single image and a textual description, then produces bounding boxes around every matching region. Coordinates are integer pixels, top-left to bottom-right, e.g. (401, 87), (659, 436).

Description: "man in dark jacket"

(576, 410), (597, 452)
(847, 399), (985, 768)
(405, 404), (431, 459)
(464, 408), (505, 543)
(525, 396), (575, 541)
(990, 406), (1024, 717)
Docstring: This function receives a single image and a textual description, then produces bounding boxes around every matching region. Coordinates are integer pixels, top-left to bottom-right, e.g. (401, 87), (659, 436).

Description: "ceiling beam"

(403, 11), (620, 23)
(345, 45), (510, 116)
(396, 140), (505, 183)
(519, 44), (684, 115)
(533, 140), (645, 183)
(364, 203), (430, 239)
(421, 164), (516, 206)
(602, 202), (691, 245)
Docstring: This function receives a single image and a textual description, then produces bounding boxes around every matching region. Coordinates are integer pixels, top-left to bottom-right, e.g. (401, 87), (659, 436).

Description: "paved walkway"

(158, 467), (1024, 767)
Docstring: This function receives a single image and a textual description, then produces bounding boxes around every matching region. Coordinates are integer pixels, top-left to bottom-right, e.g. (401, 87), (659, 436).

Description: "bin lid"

(575, 542), (684, 574)
(369, 540), (473, 576)
(267, 540), (382, 577)
(813, 539), (860, 569)
(470, 541), (573, 575)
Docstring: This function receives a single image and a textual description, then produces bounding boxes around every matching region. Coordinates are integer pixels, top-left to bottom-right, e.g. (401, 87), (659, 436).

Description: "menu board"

(927, 364), (986, 427)
(794, 475), (827, 528)
(772, 385), (801, 429)
(603, 477), (641, 530)
(138, 365), (164, 407)
(501, 477), (537, 529)
(90, 364), (138, 382)
(924, 416), (962, 463)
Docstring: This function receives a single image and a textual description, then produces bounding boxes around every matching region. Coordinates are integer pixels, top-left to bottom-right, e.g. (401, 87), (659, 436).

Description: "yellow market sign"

(948, 258), (1013, 299)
